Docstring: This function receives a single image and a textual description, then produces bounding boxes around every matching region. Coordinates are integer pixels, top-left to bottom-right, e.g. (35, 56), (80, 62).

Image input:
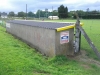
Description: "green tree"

(35, 10), (46, 18)
(8, 11), (15, 17)
(58, 5), (68, 18)
(35, 10), (40, 18)
(28, 11), (35, 17)
(52, 10), (58, 16)
(76, 10), (85, 16)
(64, 7), (68, 17)
(18, 11), (26, 17)
(91, 10), (100, 14)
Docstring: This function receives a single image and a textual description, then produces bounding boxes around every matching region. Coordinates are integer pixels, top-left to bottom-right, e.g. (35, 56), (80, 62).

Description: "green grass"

(0, 19), (100, 75)
(44, 19), (100, 60)
(80, 20), (100, 60)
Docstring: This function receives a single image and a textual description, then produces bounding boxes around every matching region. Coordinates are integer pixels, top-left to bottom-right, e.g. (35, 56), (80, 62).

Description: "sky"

(0, 0), (100, 13)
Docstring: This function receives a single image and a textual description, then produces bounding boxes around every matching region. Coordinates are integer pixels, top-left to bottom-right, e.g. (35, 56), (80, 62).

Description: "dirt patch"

(81, 64), (91, 69)
(69, 50), (100, 68)
(33, 72), (51, 75)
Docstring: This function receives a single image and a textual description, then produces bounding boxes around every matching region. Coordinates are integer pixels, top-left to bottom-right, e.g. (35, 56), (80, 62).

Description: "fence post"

(75, 13), (100, 59)
(74, 13), (81, 53)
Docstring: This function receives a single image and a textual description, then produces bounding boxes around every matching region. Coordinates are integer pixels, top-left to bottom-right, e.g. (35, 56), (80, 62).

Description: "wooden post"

(79, 26), (100, 59)
(74, 13), (81, 53)
(75, 12), (100, 59)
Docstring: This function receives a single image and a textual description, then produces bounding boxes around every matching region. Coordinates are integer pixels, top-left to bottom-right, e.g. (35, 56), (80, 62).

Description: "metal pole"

(52, 6), (53, 20)
(79, 31), (81, 52)
(39, 10), (40, 19)
(26, 4), (27, 20)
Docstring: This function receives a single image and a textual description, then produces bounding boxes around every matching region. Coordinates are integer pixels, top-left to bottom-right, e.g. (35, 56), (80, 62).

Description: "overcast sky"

(0, 0), (100, 13)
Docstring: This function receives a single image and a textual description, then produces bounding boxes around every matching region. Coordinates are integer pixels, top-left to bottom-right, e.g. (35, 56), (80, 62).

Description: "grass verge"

(0, 21), (100, 75)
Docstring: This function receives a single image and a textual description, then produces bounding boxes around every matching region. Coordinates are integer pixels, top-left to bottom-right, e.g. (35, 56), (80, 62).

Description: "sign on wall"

(60, 31), (69, 44)
(6, 23), (10, 28)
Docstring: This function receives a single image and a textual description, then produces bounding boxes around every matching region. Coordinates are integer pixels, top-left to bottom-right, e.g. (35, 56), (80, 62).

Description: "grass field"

(45, 19), (100, 60)
(80, 20), (100, 60)
(0, 19), (100, 75)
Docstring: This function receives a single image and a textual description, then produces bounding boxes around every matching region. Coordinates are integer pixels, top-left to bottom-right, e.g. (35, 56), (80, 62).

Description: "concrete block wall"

(55, 29), (74, 56)
(6, 23), (56, 56)
(6, 22), (74, 57)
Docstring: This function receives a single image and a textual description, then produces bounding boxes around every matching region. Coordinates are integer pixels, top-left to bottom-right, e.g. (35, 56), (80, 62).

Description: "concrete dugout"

(6, 20), (82, 57)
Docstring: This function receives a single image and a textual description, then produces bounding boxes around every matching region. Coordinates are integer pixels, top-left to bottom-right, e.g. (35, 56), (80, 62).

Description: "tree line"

(5, 5), (100, 19)
(7, 10), (58, 18)
(72, 10), (100, 19)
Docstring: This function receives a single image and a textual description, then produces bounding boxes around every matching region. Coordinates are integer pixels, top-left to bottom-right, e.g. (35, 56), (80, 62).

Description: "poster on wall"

(6, 23), (10, 28)
(60, 31), (69, 44)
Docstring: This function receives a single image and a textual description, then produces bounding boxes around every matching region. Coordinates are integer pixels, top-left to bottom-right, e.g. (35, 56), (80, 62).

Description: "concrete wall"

(6, 22), (74, 57)
(6, 23), (56, 57)
(55, 29), (74, 56)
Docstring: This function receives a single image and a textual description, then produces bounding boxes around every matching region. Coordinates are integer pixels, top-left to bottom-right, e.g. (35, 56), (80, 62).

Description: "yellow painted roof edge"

(56, 23), (83, 32)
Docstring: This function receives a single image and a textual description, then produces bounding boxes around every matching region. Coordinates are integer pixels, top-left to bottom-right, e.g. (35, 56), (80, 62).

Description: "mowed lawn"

(46, 19), (100, 59)
(80, 20), (100, 60)
(0, 19), (100, 75)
